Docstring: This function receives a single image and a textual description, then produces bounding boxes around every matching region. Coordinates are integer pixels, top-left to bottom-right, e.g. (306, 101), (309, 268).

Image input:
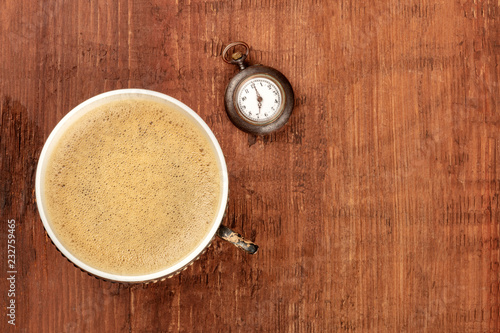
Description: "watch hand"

(251, 83), (263, 102)
(251, 83), (263, 114)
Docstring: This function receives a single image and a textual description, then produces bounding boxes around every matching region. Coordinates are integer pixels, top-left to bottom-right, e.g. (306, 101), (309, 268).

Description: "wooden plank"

(1, 0), (499, 331)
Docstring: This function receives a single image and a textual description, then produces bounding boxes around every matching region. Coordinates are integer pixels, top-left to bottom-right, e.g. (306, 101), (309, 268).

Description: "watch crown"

(231, 52), (243, 60)
(222, 42), (249, 70)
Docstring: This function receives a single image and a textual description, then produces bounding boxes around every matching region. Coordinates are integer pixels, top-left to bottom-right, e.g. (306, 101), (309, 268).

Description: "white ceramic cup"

(35, 89), (257, 283)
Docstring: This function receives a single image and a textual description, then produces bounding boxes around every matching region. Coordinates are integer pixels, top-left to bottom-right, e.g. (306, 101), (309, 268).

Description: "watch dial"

(235, 76), (284, 124)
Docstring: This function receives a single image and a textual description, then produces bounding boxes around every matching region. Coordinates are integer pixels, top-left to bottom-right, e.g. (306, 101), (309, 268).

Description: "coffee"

(43, 99), (222, 276)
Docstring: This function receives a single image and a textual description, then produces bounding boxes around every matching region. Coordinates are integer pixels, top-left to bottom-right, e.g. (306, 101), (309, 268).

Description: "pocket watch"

(222, 42), (294, 135)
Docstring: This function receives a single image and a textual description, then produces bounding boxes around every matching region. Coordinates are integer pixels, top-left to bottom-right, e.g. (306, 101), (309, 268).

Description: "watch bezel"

(224, 65), (294, 135)
(233, 74), (286, 125)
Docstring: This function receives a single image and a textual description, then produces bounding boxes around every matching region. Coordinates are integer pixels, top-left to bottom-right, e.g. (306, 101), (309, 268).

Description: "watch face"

(234, 75), (285, 124)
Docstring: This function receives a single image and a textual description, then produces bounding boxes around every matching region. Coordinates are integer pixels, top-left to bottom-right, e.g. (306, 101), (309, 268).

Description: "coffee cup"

(35, 89), (257, 283)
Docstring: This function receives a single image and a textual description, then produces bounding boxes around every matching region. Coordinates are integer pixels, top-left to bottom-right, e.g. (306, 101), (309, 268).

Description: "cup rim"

(35, 89), (229, 283)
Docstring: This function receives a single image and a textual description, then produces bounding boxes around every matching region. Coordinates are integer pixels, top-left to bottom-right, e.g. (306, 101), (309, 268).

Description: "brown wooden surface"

(1, 0), (499, 332)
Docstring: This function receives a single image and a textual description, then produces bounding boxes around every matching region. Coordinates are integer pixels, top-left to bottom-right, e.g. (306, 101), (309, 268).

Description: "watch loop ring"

(222, 41), (250, 64)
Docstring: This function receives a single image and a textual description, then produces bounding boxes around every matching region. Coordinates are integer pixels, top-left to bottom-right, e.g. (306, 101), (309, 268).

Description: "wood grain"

(1, 0), (499, 331)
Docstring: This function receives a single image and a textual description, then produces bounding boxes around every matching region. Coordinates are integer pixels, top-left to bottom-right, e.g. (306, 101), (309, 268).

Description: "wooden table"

(1, 0), (499, 332)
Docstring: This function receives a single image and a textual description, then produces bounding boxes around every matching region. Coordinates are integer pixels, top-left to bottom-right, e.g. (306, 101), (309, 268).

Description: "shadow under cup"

(36, 89), (247, 283)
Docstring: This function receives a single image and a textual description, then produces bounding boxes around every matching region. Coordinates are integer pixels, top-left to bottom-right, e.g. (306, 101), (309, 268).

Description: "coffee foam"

(44, 99), (221, 275)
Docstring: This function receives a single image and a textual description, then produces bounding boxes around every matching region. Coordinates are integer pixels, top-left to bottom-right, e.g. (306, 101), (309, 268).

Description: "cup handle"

(216, 225), (259, 254)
